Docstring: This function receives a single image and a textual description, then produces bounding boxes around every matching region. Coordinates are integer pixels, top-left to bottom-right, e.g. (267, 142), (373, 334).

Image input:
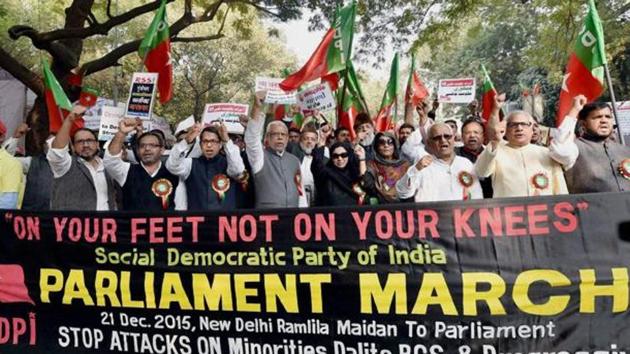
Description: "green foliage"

(421, 0), (630, 121)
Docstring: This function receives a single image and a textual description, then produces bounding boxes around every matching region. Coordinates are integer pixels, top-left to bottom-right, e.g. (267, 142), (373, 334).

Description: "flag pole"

(604, 62), (624, 145)
(337, 2), (356, 127)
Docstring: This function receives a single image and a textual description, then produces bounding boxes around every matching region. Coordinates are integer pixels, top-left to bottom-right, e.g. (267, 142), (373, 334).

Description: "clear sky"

(267, 13), (391, 80)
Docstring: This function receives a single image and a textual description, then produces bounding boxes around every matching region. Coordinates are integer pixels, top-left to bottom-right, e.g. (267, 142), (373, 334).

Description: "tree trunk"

(194, 95), (204, 121)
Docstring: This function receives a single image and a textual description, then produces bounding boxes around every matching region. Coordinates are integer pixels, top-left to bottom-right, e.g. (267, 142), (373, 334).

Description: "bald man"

(397, 123), (482, 202)
(475, 96), (569, 198)
(245, 91), (305, 208)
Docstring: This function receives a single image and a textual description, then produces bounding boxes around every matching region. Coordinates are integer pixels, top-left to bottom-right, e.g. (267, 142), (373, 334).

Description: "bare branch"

(9, 0), (176, 44)
(0, 46), (44, 95)
(200, 1), (228, 21)
(106, 0), (114, 19)
(184, 0), (193, 17)
(172, 34), (225, 43)
(86, 12), (99, 27)
(81, 1), (227, 76)
(614, 3), (630, 18)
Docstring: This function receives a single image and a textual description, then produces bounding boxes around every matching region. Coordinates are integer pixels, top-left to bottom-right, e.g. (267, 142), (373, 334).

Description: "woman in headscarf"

(360, 131), (410, 203)
(311, 141), (364, 206)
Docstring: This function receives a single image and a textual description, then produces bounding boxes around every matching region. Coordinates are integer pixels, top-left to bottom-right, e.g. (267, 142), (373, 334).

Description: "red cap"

(0, 120), (6, 136)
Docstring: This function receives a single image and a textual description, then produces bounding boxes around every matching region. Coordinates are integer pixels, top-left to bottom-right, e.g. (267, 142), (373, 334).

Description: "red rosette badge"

(352, 183), (367, 205)
(211, 174), (231, 201)
(619, 159), (630, 180)
(531, 172), (549, 196)
(458, 171), (474, 200)
(151, 178), (173, 210)
(295, 172), (303, 196)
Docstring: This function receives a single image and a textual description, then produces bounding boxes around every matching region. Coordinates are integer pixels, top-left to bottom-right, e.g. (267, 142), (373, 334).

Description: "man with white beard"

(288, 123), (323, 206)
(353, 113), (375, 161)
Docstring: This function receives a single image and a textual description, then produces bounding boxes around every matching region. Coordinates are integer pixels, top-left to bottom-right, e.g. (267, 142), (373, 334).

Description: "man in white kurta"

(475, 100), (569, 198)
(397, 123), (482, 202)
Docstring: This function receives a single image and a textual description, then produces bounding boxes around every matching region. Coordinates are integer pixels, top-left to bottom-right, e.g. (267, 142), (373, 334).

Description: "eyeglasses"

(138, 143), (162, 149)
(507, 122), (532, 129)
(430, 134), (453, 142)
(332, 152), (349, 159)
(377, 138), (395, 146)
(75, 139), (97, 146)
(201, 139), (221, 145)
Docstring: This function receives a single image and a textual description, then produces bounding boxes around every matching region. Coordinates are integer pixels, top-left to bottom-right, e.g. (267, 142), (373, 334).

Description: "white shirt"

(396, 155), (483, 202)
(102, 149), (163, 186)
(174, 179), (187, 211)
(300, 155), (315, 207)
(47, 145), (110, 211)
(401, 121), (432, 162)
(165, 139), (245, 180)
(475, 142), (568, 198)
(548, 116), (580, 170)
(244, 113), (267, 175)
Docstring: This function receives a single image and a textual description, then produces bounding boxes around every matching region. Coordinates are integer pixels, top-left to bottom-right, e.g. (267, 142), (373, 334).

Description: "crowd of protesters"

(0, 90), (628, 212)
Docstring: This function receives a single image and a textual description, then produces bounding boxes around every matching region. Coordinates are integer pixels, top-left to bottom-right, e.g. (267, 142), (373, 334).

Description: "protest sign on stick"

(297, 82), (336, 114)
(97, 105), (126, 141)
(611, 101), (630, 146)
(437, 78), (476, 104)
(125, 72), (158, 121)
(202, 103), (249, 134)
(255, 77), (297, 105)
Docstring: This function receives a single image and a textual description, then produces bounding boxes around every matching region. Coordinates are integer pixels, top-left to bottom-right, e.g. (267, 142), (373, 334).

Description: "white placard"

(437, 78), (476, 104)
(174, 115), (195, 135)
(202, 103), (249, 135)
(82, 97), (111, 131)
(98, 105), (126, 141)
(297, 83), (336, 114)
(612, 101), (630, 146)
(125, 72), (158, 120)
(255, 77), (297, 104)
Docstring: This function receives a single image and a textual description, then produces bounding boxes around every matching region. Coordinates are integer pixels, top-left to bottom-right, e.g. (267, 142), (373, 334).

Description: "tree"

(164, 15), (296, 121)
(417, 0), (630, 120)
(0, 0), (302, 152)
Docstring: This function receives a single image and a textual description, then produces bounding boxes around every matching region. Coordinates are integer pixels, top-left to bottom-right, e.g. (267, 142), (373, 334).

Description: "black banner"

(2, 192), (630, 354)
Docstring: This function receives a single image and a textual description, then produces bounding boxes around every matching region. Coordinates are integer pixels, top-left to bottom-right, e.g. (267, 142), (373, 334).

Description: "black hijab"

(325, 142), (361, 189)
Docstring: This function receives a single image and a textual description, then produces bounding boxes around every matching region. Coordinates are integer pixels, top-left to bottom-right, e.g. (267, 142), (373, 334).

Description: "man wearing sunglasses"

(397, 123), (482, 202)
(475, 95), (569, 198)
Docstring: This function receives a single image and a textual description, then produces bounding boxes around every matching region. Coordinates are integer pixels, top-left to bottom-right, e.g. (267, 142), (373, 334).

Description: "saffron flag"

(280, 2), (355, 91)
(138, 0), (173, 104)
(480, 64), (497, 123)
(556, 0), (606, 126)
(374, 54), (399, 132)
(42, 60), (83, 134)
(405, 54), (429, 107)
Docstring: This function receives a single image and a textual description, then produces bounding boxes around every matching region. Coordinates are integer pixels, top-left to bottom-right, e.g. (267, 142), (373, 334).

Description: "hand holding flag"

(556, 0), (606, 126)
